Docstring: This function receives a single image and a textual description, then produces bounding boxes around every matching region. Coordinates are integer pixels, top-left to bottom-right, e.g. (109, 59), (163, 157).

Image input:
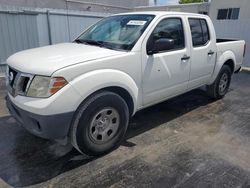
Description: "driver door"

(141, 17), (191, 106)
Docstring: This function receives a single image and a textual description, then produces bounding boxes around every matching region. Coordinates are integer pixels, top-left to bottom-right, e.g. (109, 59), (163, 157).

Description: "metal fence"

(0, 5), (110, 74)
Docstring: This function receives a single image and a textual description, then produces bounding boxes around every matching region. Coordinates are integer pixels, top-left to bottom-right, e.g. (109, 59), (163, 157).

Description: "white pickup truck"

(6, 12), (246, 156)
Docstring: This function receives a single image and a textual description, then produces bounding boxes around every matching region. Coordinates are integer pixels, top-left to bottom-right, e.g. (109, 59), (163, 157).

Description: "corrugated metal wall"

(0, 12), (39, 67)
(0, 5), (109, 74)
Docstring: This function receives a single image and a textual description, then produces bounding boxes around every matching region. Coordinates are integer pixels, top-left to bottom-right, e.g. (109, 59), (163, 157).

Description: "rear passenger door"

(188, 18), (216, 89)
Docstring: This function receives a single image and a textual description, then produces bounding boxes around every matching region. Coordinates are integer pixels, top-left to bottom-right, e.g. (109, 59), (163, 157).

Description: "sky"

(149, 0), (179, 6)
(158, 0), (179, 5)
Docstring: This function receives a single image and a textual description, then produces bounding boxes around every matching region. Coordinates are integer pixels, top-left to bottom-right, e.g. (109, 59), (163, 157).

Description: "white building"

(210, 0), (249, 67)
(136, 0), (250, 67)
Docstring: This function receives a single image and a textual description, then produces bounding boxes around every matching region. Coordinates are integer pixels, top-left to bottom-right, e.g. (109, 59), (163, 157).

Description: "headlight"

(27, 76), (68, 98)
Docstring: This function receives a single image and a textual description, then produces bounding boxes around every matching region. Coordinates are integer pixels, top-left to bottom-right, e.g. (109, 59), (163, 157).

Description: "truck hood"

(7, 43), (125, 75)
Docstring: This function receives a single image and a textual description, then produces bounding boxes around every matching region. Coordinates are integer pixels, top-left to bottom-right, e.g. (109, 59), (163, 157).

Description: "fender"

(69, 69), (139, 115)
(208, 50), (236, 84)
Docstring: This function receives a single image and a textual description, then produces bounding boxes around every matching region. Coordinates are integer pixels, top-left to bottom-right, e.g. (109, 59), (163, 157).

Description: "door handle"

(181, 55), (190, 61)
(208, 50), (215, 56)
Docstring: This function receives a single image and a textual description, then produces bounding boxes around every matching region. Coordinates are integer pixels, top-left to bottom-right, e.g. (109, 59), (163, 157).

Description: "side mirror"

(147, 38), (175, 55)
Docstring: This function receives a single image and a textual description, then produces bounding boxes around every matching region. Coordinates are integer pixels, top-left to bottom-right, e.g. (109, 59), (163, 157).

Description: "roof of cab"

(115, 11), (209, 19)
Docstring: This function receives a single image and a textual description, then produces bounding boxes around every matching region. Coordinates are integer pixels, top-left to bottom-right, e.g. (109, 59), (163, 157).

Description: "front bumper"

(6, 95), (74, 140)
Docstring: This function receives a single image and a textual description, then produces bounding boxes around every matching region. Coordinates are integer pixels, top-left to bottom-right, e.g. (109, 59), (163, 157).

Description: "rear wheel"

(206, 65), (232, 99)
(70, 91), (129, 156)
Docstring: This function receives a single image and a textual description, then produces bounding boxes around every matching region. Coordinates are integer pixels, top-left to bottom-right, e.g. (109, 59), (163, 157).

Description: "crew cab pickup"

(5, 12), (246, 156)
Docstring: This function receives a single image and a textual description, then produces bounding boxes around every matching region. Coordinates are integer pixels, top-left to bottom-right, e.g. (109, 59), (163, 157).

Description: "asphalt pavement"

(0, 72), (250, 188)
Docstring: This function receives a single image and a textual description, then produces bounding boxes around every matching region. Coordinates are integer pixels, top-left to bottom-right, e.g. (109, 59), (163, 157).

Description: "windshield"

(75, 14), (155, 51)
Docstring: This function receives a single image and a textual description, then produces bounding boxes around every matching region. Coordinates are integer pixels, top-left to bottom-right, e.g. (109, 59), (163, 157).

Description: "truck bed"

(217, 39), (239, 43)
(216, 38), (245, 72)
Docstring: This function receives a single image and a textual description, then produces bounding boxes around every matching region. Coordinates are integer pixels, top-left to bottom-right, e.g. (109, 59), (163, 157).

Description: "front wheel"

(70, 91), (129, 156)
(206, 65), (232, 99)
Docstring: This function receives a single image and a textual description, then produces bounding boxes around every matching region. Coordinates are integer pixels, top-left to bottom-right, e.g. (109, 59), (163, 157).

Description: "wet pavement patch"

(0, 72), (250, 187)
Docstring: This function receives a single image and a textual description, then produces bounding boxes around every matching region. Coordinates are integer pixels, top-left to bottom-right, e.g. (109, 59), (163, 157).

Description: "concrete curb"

(0, 63), (6, 77)
(0, 178), (11, 188)
(0, 77), (5, 91)
(242, 67), (250, 72)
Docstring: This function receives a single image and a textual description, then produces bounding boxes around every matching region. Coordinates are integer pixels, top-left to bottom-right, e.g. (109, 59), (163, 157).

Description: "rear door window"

(200, 19), (209, 44)
(188, 18), (210, 47)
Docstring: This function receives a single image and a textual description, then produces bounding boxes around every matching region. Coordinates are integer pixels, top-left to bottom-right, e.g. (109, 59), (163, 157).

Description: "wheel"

(70, 91), (129, 156)
(206, 65), (232, 99)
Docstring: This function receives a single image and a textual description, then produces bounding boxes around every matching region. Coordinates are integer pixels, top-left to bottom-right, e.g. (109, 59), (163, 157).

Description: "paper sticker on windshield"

(127, 20), (147, 26)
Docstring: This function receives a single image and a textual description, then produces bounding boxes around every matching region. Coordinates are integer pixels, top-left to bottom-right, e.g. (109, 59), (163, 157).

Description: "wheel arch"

(223, 59), (235, 74)
(98, 86), (134, 117)
(70, 69), (139, 116)
(76, 86), (135, 117)
(209, 51), (236, 84)
(219, 50), (236, 73)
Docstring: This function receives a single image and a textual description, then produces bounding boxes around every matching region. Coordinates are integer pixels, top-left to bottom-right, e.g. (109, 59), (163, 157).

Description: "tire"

(206, 65), (232, 99)
(70, 91), (129, 156)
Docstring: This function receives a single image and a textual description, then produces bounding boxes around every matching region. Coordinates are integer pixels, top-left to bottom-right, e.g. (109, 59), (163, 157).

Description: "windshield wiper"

(74, 39), (122, 51)
(80, 39), (116, 50)
(81, 39), (103, 46)
(74, 39), (102, 46)
(74, 39), (83, 44)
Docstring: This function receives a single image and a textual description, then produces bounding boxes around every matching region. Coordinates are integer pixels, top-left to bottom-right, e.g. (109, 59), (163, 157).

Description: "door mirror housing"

(147, 38), (175, 55)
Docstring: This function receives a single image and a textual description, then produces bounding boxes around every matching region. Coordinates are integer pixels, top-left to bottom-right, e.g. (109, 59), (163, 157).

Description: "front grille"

(6, 66), (33, 97)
